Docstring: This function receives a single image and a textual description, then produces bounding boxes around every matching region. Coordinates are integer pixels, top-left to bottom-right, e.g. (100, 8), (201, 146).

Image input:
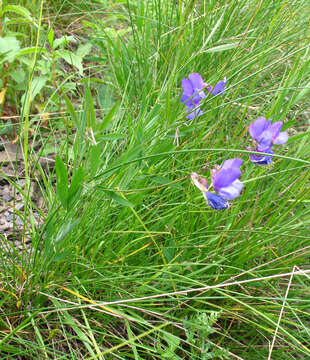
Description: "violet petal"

(249, 117), (267, 141)
(211, 78), (227, 96)
(250, 154), (273, 165)
(221, 158), (243, 171)
(204, 192), (231, 210)
(257, 131), (273, 152)
(188, 73), (205, 91)
(192, 92), (202, 105)
(181, 93), (193, 107)
(250, 148), (274, 166)
(269, 122), (283, 140)
(213, 168), (241, 191)
(218, 179), (243, 200)
(181, 78), (193, 97)
(273, 131), (288, 145)
(186, 105), (203, 119)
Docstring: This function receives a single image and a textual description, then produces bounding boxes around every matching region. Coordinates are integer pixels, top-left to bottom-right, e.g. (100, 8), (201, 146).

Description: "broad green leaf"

(0, 36), (20, 59)
(55, 155), (68, 209)
(97, 84), (114, 110)
(56, 49), (83, 75)
(36, 59), (51, 75)
(76, 43), (92, 58)
(52, 35), (75, 49)
(10, 69), (25, 84)
(4, 46), (47, 62)
(3, 5), (31, 18)
(21, 76), (47, 105)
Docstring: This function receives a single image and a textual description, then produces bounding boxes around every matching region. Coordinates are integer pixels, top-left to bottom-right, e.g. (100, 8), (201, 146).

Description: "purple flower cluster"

(191, 159), (243, 210)
(249, 117), (289, 165)
(183, 73), (290, 210)
(181, 73), (227, 119)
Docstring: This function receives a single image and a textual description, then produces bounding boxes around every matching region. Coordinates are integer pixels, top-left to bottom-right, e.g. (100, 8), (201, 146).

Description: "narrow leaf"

(84, 82), (96, 127)
(152, 176), (182, 190)
(55, 219), (79, 243)
(101, 133), (126, 140)
(100, 102), (119, 131)
(204, 42), (238, 53)
(104, 191), (134, 207)
(67, 167), (84, 207)
(90, 144), (101, 177)
(47, 28), (54, 48)
(55, 155), (68, 209)
(64, 94), (78, 127)
(202, 11), (225, 48)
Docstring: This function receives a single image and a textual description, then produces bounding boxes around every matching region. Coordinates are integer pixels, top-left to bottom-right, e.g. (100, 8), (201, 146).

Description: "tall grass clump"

(1, 0), (310, 359)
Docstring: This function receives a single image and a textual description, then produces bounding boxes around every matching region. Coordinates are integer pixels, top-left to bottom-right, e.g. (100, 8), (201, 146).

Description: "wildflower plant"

(191, 159), (243, 210)
(209, 77), (227, 96)
(249, 117), (289, 165)
(181, 73), (227, 119)
(181, 73), (207, 119)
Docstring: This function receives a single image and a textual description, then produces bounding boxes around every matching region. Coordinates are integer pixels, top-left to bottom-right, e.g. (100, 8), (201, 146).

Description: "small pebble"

(15, 203), (24, 211)
(6, 214), (14, 221)
(2, 194), (13, 202)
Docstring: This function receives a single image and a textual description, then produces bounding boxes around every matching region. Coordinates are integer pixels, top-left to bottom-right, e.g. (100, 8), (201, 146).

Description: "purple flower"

(191, 172), (230, 210)
(209, 78), (227, 96)
(249, 117), (289, 165)
(191, 159), (243, 210)
(211, 159), (243, 200)
(250, 149), (274, 165)
(181, 73), (207, 120)
(181, 74), (228, 119)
